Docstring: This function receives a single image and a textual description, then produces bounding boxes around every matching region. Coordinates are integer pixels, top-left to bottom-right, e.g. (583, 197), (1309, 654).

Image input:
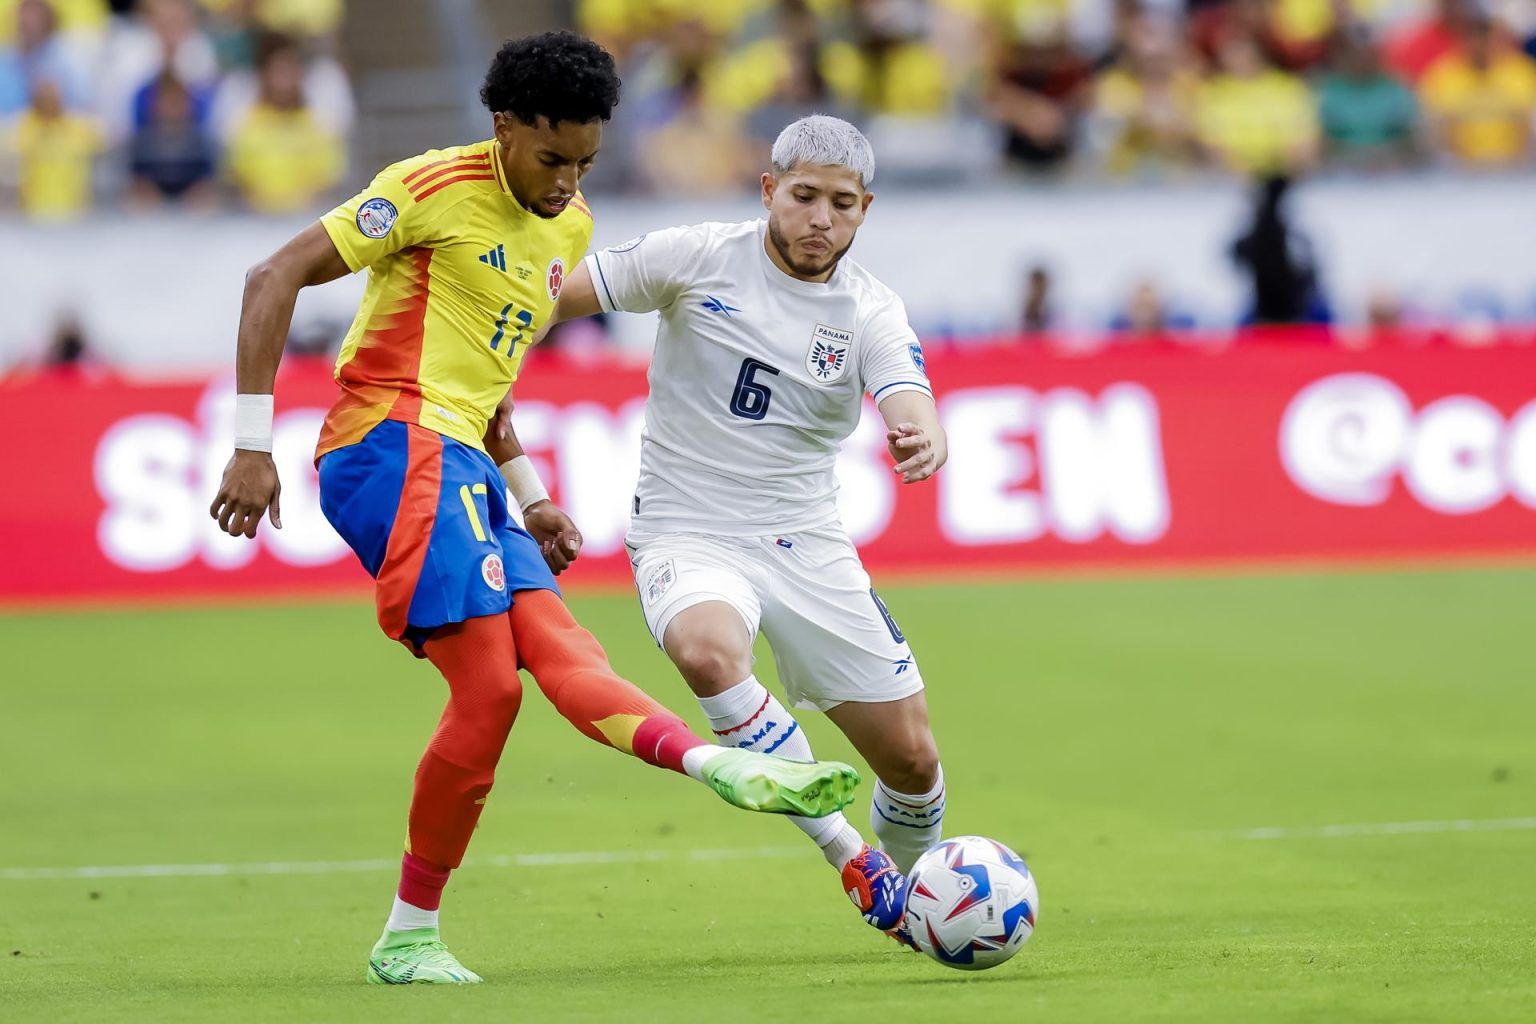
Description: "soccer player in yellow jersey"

(208, 32), (858, 986)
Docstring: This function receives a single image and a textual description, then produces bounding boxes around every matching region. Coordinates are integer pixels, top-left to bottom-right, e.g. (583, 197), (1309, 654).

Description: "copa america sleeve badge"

(356, 197), (398, 239)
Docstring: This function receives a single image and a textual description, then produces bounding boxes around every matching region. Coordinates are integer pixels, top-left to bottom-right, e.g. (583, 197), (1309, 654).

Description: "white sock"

(385, 895), (439, 933)
(871, 764), (946, 874)
(698, 676), (866, 868)
(681, 744), (730, 782)
(817, 820), (866, 869)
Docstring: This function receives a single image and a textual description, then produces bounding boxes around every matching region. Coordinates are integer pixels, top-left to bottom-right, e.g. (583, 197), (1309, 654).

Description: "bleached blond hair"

(771, 115), (875, 187)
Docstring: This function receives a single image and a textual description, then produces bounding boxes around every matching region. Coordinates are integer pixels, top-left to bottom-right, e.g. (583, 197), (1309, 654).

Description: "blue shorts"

(318, 419), (557, 651)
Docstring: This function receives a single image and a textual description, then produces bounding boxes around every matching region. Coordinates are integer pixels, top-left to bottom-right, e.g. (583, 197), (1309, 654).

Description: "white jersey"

(584, 219), (933, 538)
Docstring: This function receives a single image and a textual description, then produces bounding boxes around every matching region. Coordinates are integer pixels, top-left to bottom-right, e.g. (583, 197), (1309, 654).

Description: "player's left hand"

(888, 423), (938, 484)
(524, 500), (583, 575)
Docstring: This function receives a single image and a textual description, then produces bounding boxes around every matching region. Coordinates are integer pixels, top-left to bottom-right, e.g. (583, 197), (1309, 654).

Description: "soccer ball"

(903, 835), (1038, 971)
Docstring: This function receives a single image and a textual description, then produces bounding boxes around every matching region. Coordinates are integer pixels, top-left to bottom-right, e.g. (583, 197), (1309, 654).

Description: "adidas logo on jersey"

(478, 244), (507, 271)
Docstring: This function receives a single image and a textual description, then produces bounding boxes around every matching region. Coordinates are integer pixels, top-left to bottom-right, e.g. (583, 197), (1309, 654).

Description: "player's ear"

(760, 172), (776, 210)
(861, 189), (874, 215)
(492, 111), (516, 150)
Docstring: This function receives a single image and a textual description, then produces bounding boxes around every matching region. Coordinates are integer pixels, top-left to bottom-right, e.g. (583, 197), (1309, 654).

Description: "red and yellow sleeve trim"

(403, 154), (496, 202)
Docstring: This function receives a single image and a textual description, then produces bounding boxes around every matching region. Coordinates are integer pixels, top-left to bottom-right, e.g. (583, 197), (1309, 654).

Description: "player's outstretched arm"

(210, 223), (352, 539)
(878, 390), (948, 484)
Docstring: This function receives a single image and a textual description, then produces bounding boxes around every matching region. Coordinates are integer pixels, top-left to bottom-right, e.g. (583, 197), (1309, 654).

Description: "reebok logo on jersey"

(478, 243), (507, 271)
(807, 324), (853, 383)
(701, 295), (741, 317)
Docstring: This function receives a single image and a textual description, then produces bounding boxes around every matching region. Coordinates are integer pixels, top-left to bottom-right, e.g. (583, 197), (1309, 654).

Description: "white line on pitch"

(0, 845), (806, 882)
(1232, 817), (1536, 840)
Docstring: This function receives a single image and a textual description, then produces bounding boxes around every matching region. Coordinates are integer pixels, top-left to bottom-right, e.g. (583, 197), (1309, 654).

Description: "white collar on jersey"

(755, 219), (846, 294)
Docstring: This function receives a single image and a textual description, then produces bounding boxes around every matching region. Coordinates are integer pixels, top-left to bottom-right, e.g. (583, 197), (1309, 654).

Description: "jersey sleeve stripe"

(871, 380), (934, 400)
(406, 158), (493, 195)
(412, 172), (498, 202)
(590, 252), (619, 311)
(401, 154), (492, 188)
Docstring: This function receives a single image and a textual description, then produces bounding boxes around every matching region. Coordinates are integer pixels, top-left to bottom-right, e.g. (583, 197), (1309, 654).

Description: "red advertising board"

(3, 339), (1535, 605)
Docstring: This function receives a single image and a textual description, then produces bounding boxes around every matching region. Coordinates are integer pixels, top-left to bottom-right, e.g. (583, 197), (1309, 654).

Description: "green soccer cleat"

(701, 748), (860, 817)
(366, 927), (483, 985)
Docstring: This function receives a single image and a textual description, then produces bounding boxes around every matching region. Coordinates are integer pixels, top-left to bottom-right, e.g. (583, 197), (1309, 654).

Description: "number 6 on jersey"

(729, 357), (780, 420)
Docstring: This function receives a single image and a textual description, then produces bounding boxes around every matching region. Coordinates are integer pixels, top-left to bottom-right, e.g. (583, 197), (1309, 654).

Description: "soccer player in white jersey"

(523, 115), (945, 941)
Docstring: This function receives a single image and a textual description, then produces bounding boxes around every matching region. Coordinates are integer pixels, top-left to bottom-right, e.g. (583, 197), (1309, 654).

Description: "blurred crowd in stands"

(585, 0), (1536, 194)
(4, 0), (1536, 218)
(3, 0), (1533, 370)
(0, 0), (350, 219)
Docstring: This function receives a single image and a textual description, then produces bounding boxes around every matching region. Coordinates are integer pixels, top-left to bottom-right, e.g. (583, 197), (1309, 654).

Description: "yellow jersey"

(316, 139), (594, 460)
(228, 104), (345, 214)
(13, 110), (100, 221)
(1195, 70), (1318, 176)
(1419, 51), (1536, 165)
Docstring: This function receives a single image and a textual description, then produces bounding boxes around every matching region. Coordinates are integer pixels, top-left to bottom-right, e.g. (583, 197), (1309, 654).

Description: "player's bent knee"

(880, 745), (941, 796)
(461, 676), (524, 733)
(491, 675), (525, 717)
(667, 637), (751, 695)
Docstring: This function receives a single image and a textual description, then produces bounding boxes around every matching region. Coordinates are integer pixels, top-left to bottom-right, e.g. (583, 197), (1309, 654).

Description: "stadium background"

(2, 1), (1534, 1021)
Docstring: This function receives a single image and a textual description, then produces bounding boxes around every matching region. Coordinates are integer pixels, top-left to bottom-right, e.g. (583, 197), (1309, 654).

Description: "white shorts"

(626, 526), (924, 712)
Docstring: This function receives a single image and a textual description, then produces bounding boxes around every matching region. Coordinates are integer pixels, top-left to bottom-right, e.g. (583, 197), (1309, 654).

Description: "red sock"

(508, 589), (706, 774)
(398, 851), (450, 911)
(632, 716), (706, 774)
(405, 615), (524, 871)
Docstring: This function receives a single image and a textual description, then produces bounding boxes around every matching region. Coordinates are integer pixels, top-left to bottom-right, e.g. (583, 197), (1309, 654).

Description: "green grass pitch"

(3, 567), (1534, 1022)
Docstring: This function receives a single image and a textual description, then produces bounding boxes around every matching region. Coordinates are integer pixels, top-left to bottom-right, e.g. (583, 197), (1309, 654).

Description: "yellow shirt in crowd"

(12, 108), (100, 220)
(1094, 66), (1201, 175)
(0, 0), (107, 44)
(709, 36), (949, 116)
(226, 103), (344, 214)
(1419, 50), (1536, 165)
(1195, 69), (1319, 175)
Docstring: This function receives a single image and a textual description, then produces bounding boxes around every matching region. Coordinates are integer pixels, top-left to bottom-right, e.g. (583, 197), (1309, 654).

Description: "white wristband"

(499, 455), (550, 512)
(234, 394), (274, 453)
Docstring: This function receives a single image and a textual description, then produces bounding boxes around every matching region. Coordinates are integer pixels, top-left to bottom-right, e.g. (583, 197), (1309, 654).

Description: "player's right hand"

(210, 449), (283, 539)
(524, 500), (582, 575)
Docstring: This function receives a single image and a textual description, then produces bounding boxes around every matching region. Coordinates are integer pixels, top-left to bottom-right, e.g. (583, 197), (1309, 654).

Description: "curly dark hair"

(480, 31), (621, 126)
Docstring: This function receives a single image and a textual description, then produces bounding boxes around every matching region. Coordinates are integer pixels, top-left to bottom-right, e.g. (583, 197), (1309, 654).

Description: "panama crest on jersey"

(643, 560), (676, 605)
(807, 324), (853, 383)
